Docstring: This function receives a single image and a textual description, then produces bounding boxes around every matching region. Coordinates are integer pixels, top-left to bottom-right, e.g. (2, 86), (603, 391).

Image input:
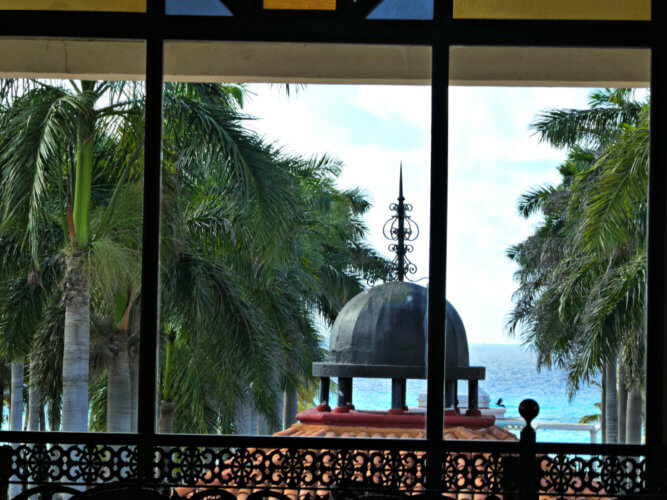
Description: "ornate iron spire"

(383, 163), (419, 281)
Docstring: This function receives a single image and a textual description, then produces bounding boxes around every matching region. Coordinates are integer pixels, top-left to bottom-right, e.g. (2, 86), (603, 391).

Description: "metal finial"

(383, 163), (419, 282)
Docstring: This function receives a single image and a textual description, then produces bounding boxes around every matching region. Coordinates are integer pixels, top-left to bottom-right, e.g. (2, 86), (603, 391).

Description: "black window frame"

(0, 0), (665, 496)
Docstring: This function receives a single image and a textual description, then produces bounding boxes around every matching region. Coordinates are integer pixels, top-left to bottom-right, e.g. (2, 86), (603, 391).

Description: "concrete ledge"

(0, 38), (651, 87)
(450, 46), (650, 87)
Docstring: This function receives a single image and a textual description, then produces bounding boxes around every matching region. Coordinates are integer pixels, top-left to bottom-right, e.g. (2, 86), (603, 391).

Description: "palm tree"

(1, 79), (389, 437)
(507, 88), (648, 443)
(155, 83), (389, 433)
(1, 79), (145, 432)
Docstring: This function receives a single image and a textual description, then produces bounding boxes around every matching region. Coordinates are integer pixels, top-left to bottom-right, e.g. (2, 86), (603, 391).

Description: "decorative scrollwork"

(381, 166), (420, 283)
(4, 442), (660, 498)
(366, 449), (425, 491)
(153, 446), (425, 496)
(441, 452), (509, 495)
(325, 449), (360, 485)
(227, 447), (262, 487)
(537, 453), (646, 497)
(10, 444), (138, 485)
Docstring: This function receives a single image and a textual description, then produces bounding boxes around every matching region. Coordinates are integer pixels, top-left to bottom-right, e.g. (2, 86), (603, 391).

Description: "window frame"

(0, 0), (664, 495)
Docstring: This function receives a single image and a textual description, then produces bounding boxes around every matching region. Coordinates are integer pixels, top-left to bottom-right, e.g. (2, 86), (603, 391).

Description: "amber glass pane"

(453, 0), (650, 20)
(0, 0), (145, 12)
(263, 0), (336, 10)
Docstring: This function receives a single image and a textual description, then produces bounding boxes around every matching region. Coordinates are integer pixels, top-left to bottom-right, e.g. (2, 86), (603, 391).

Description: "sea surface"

(351, 343), (601, 443)
(2, 344), (601, 442)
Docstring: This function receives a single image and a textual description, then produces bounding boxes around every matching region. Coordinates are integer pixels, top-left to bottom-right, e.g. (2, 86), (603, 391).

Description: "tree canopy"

(0, 80), (390, 434)
(507, 88), (648, 443)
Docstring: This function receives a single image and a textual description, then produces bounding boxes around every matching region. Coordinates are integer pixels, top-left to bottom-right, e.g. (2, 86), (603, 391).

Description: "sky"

(242, 84), (595, 344)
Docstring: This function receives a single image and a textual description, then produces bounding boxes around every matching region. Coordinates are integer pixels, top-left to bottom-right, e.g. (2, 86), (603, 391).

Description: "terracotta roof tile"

(274, 423), (517, 441)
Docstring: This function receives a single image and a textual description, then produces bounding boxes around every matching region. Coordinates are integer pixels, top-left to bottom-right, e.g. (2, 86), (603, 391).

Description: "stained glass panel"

(367, 0), (432, 20)
(263, 0), (336, 10)
(166, 0), (232, 16)
(0, 0), (145, 12)
(453, 0), (650, 21)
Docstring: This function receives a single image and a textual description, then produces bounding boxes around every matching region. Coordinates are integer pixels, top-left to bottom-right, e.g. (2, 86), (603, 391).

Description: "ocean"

(351, 343), (601, 443)
(1, 344), (601, 441)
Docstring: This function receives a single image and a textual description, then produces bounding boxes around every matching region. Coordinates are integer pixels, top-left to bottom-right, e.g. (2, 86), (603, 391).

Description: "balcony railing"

(1, 399), (665, 499)
(495, 418), (601, 443)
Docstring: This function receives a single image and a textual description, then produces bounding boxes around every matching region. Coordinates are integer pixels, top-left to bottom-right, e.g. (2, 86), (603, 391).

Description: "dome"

(312, 281), (470, 379)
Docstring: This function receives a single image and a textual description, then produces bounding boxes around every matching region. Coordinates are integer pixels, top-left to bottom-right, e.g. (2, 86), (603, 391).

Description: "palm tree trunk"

(626, 388), (643, 444)
(9, 361), (24, 431)
(234, 394), (254, 435)
(61, 251), (90, 432)
(9, 361), (24, 499)
(60, 117), (95, 434)
(158, 401), (175, 433)
(601, 367), (606, 443)
(129, 354), (139, 433)
(257, 414), (269, 435)
(28, 357), (42, 431)
(282, 388), (298, 430)
(0, 371), (5, 431)
(604, 357), (618, 443)
(106, 333), (131, 433)
(158, 333), (175, 434)
(39, 404), (46, 431)
(268, 390), (284, 434)
(617, 364), (628, 444)
(49, 403), (61, 432)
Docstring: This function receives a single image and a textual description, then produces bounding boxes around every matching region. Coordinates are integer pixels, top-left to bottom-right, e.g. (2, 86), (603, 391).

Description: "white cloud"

(243, 83), (595, 344)
(351, 86), (431, 135)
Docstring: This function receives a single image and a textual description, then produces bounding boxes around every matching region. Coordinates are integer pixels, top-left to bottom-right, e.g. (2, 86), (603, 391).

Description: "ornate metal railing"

(1, 401), (665, 499)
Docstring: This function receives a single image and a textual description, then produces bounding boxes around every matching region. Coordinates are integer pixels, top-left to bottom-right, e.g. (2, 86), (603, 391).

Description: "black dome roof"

(312, 281), (470, 379)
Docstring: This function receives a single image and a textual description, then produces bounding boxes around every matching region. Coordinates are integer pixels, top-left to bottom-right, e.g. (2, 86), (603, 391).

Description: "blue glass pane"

(367, 0), (432, 20)
(166, 0), (232, 16)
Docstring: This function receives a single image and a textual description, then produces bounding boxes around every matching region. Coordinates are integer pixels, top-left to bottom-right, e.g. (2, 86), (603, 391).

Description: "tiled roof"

(274, 422), (518, 441)
(294, 408), (497, 430)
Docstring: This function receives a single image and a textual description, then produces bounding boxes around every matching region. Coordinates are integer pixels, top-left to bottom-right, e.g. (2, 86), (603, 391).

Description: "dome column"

(445, 379), (458, 408)
(318, 377), (330, 406)
(391, 378), (407, 410)
(468, 379), (479, 411)
(337, 377), (353, 408)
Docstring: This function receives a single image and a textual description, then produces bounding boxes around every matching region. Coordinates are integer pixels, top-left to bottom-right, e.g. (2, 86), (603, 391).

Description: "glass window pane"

(0, 38), (146, 439)
(367, 0), (433, 20)
(166, 0), (232, 16)
(453, 0), (650, 21)
(448, 45), (650, 445)
(160, 41), (435, 445)
(0, 0), (145, 12)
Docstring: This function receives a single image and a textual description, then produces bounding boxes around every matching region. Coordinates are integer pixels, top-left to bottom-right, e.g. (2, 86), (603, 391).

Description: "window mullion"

(137, 2), (165, 444)
(646, 0), (667, 489)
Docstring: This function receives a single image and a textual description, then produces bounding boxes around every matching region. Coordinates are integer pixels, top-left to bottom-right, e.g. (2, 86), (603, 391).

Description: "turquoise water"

(2, 345), (601, 441)
(351, 343), (601, 443)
